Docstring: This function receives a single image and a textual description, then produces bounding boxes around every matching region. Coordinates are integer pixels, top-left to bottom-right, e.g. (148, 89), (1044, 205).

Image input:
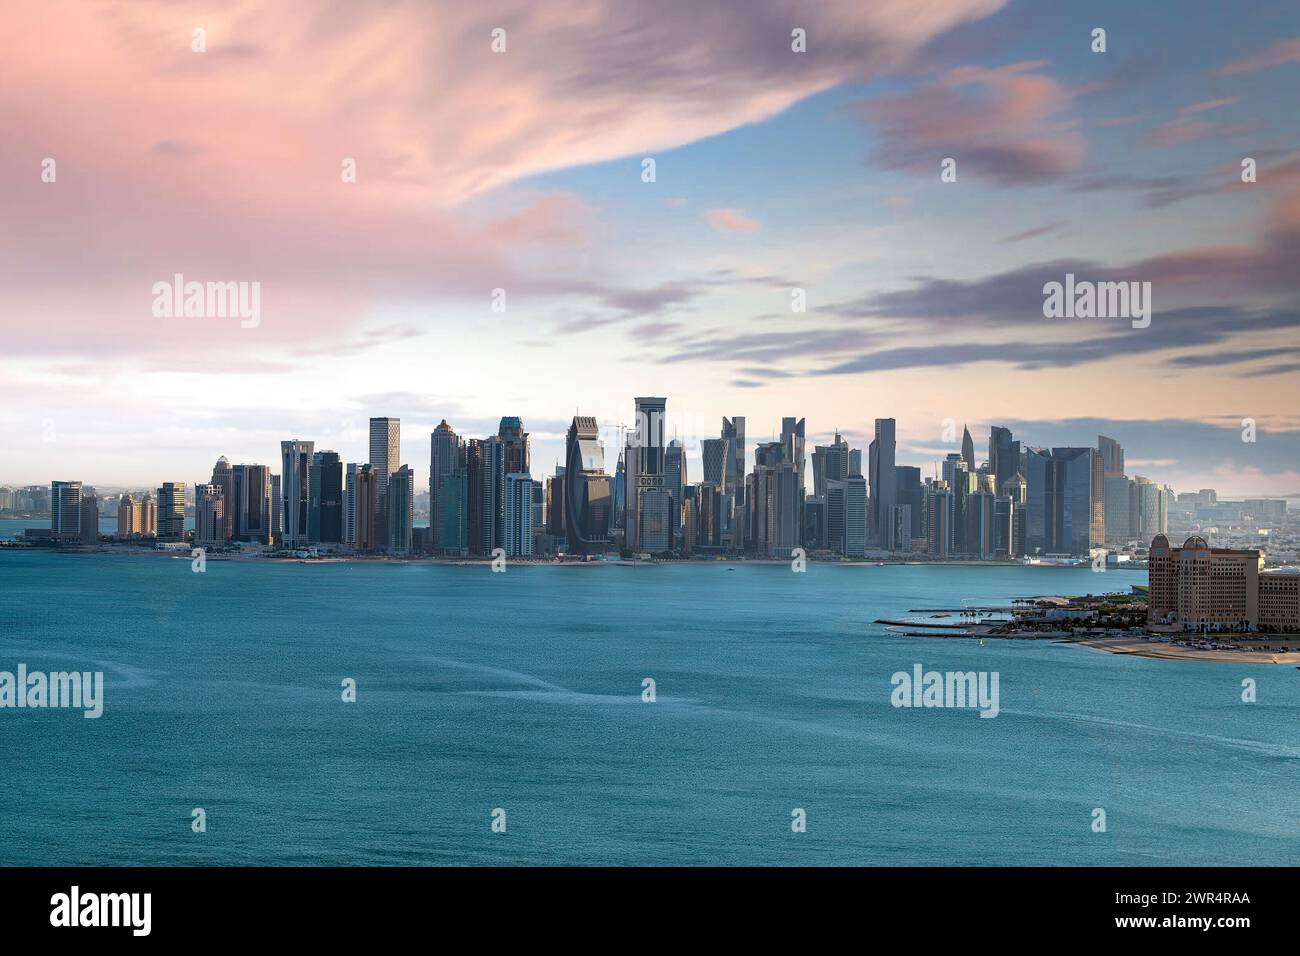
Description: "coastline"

(1069, 636), (1300, 665)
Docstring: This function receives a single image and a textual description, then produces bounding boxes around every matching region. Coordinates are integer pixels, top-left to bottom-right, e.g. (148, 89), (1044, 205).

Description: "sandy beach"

(1071, 636), (1300, 664)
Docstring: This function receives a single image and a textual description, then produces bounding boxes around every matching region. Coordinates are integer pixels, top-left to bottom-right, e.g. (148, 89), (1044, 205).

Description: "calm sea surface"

(1, 543), (1296, 865)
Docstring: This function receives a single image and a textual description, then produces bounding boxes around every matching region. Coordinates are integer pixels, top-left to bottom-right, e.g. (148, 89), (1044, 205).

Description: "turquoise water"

(0, 548), (1296, 866)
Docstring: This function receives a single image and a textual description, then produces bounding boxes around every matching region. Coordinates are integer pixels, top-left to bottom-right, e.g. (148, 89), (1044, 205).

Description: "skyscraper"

(157, 481), (185, 542)
(311, 450), (343, 545)
(701, 437), (730, 489)
(504, 472), (537, 557)
(1024, 447), (1103, 556)
(1098, 435), (1125, 478)
(211, 456), (233, 543)
(369, 417), (400, 549)
(388, 465), (414, 554)
(78, 492), (99, 545)
(845, 474), (867, 558)
(230, 463), (271, 544)
(429, 420), (462, 551)
(498, 417), (529, 477)
(194, 483), (224, 548)
(988, 426), (1021, 498)
(961, 426), (975, 472)
(625, 397), (667, 552)
(811, 431), (849, 499)
(564, 415), (611, 555)
(280, 439), (314, 547)
(664, 438), (687, 549)
(722, 415), (745, 505)
(869, 418), (896, 548)
(49, 480), (82, 541)
(468, 436), (504, 555)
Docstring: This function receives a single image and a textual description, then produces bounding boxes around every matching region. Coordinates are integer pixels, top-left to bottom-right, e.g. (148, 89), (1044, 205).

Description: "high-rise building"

(1098, 435), (1125, 478)
(1024, 447), (1103, 556)
(869, 418), (896, 547)
(269, 473), (282, 545)
(722, 416), (746, 508)
(309, 451), (343, 545)
(280, 439), (314, 547)
(504, 472), (537, 557)
(230, 464), (271, 544)
(498, 417), (530, 477)
(1103, 474), (1136, 545)
(429, 420), (462, 551)
(468, 436), (505, 556)
(1134, 476), (1168, 539)
(701, 437), (730, 489)
(211, 456), (233, 543)
(884, 503), (911, 552)
(895, 465), (924, 542)
(747, 439), (801, 557)
(564, 415), (611, 555)
(926, 482), (953, 557)
(141, 491), (157, 537)
(435, 471), (468, 555)
(626, 397), (668, 552)
(988, 426), (1021, 499)
(812, 431), (850, 499)
(194, 483), (224, 548)
(961, 425), (975, 472)
(157, 482), (185, 542)
(844, 474), (868, 558)
(117, 495), (143, 537)
(50, 480), (82, 541)
(79, 493), (99, 545)
(369, 417), (400, 549)
(664, 438), (687, 549)
(353, 464), (376, 551)
(388, 465), (414, 554)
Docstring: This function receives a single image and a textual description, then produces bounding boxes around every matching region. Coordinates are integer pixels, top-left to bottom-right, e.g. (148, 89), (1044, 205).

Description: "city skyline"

(3, 1), (1299, 494)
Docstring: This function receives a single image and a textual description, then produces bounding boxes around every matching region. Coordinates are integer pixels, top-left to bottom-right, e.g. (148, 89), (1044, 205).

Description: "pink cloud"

(857, 60), (1084, 183)
(1214, 37), (1300, 76)
(706, 208), (761, 233)
(0, 0), (1008, 359)
(1180, 97), (1239, 114)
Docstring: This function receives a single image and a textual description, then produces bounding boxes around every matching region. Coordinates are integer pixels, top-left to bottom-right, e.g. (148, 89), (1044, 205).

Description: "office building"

(157, 482), (185, 542)
(369, 417), (400, 550)
(50, 480), (82, 541)
(504, 472), (537, 557)
(280, 439), (314, 547)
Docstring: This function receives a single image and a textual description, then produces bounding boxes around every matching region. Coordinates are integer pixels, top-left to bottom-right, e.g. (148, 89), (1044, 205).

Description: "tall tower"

(369, 417), (400, 549)
(280, 439), (314, 546)
(870, 418), (896, 548)
(211, 456), (233, 543)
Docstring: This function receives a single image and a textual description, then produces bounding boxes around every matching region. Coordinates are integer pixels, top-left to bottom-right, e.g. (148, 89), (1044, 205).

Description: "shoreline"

(1068, 636), (1300, 665)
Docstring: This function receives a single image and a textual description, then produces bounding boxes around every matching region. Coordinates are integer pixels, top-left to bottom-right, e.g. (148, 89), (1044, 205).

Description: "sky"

(2, 0), (1299, 496)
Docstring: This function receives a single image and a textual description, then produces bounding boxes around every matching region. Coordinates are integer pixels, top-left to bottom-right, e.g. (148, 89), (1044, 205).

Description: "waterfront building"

(141, 490), (157, 537)
(1135, 476), (1168, 539)
(722, 416), (746, 510)
(961, 425), (975, 472)
(498, 417), (530, 477)
(895, 466), (924, 542)
(869, 418), (896, 548)
(564, 415), (612, 555)
(504, 472), (537, 557)
(211, 457), (233, 543)
(664, 438), (687, 550)
(194, 483), (224, 548)
(79, 493), (99, 544)
(429, 420), (463, 551)
(468, 435), (505, 556)
(988, 426), (1021, 500)
(884, 503), (912, 552)
(1148, 534), (1261, 630)
(1024, 447), (1103, 556)
(269, 473), (282, 545)
(230, 463), (270, 544)
(844, 474), (867, 558)
(435, 471), (468, 555)
(387, 464), (414, 554)
(50, 480), (82, 541)
(926, 482), (953, 557)
(280, 439), (314, 547)
(625, 397), (668, 552)
(701, 437), (730, 489)
(369, 417), (400, 550)
(310, 450), (343, 545)
(117, 494), (142, 537)
(157, 482), (185, 542)
(354, 464), (376, 552)
(1103, 474), (1136, 545)
(826, 480), (847, 555)
(1260, 568), (1300, 632)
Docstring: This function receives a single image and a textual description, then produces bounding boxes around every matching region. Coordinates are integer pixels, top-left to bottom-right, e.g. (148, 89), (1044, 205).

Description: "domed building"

(1147, 534), (1261, 632)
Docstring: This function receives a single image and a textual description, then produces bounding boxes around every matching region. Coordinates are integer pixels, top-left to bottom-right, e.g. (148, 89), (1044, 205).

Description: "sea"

(1, 536), (1297, 865)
